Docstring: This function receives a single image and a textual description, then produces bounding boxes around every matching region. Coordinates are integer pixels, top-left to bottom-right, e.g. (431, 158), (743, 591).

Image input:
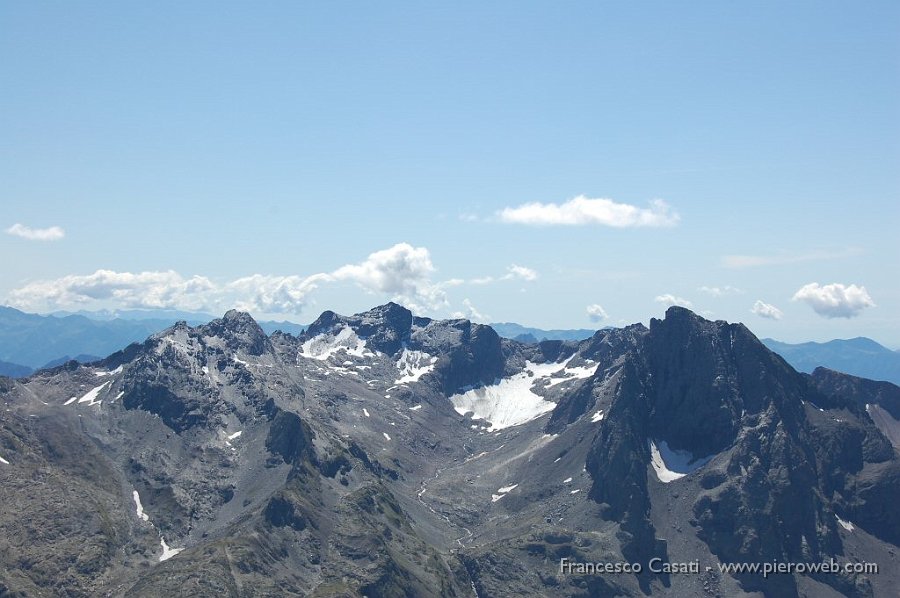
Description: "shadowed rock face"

(265, 408), (314, 465)
(430, 319), (504, 394)
(582, 307), (900, 597)
(1, 304), (898, 597)
(811, 366), (900, 419)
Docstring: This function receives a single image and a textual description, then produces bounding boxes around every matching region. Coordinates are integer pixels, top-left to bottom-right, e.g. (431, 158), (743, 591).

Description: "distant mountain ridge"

(0, 306), (306, 370)
(763, 336), (900, 386)
(0, 360), (32, 378)
(2, 304), (898, 391)
(489, 322), (598, 342)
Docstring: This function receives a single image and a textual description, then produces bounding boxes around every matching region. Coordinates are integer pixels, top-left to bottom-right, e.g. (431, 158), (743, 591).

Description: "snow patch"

(94, 365), (123, 377)
(65, 381), (110, 407)
(0, 455), (9, 465)
(133, 491), (150, 522)
(649, 440), (714, 483)
(159, 537), (184, 562)
(563, 477), (572, 483)
(383, 432), (391, 441)
(299, 326), (375, 361)
(545, 358), (598, 387)
(409, 404), (422, 411)
(590, 410), (605, 423)
(395, 348), (438, 384)
(465, 451), (489, 463)
(449, 360), (568, 430)
(570, 489), (581, 494)
(227, 431), (242, 440)
(363, 408), (370, 417)
(836, 515), (855, 532)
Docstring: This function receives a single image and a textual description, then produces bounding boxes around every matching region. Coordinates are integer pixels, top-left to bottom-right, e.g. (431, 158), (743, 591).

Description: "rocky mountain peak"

(201, 310), (269, 356)
(302, 303), (414, 356)
(351, 302), (413, 353)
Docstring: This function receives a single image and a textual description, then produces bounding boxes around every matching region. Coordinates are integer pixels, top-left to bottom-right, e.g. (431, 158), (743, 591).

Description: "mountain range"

(0, 306), (307, 374)
(762, 338), (900, 386)
(4, 305), (898, 390)
(0, 303), (897, 596)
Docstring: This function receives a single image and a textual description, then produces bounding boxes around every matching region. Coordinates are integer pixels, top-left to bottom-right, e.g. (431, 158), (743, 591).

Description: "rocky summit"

(0, 304), (898, 597)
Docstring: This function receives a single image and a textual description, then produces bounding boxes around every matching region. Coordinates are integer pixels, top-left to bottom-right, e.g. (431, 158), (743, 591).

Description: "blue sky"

(2, 1), (898, 345)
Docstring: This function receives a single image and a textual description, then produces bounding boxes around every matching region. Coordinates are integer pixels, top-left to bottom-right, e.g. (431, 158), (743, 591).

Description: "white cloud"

(654, 294), (693, 308)
(497, 196), (679, 227)
(750, 300), (783, 320)
(6, 243), (538, 317)
(469, 264), (538, 285)
(8, 243), (449, 315)
(505, 264), (538, 282)
(226, 273), (329, 314)
(721, 248), (861, 269)
(586, 304), (608, 323)
(329, 243), (446, 311)
(7, 270), (216, 311)
(6, 223), (66, 241)
(698, 285), (743, 297)
(792, 283), (875, 319)
(451, 298), (488, 322)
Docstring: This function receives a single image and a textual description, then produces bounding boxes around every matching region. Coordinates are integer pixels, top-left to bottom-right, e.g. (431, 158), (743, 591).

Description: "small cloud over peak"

(654, 294), (692, 308)
(451, 298), (488, 322)
(5, 223), (65, 241)
(751, 300), (783, 320)
(497, 196), (679, 228)
(792, 283), (875, 319)
(586, 304), (608, 323)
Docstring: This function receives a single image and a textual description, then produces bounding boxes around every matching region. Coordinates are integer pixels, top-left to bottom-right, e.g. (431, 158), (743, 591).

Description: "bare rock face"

(1, 304), (898, 597)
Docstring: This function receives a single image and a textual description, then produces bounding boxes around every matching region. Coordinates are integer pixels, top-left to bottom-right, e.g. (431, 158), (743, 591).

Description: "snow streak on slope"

(159, 537), (184, 562)
(395, 348), (437, 384)
(299, 326), (375, 361)
(544, 358), (598, 387)
(63, 381), (110, 406)
(649, 440), (714, 483)
(491, 483), (519, 502)
(133, 491), (150, 522)
(836, 515), (855, 532)
(449, 360), (570, 431)
(94, 366), (123, 377)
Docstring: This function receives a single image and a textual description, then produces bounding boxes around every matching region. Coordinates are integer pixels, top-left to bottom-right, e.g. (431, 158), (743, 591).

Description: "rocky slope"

(0, 304), (897, 597)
